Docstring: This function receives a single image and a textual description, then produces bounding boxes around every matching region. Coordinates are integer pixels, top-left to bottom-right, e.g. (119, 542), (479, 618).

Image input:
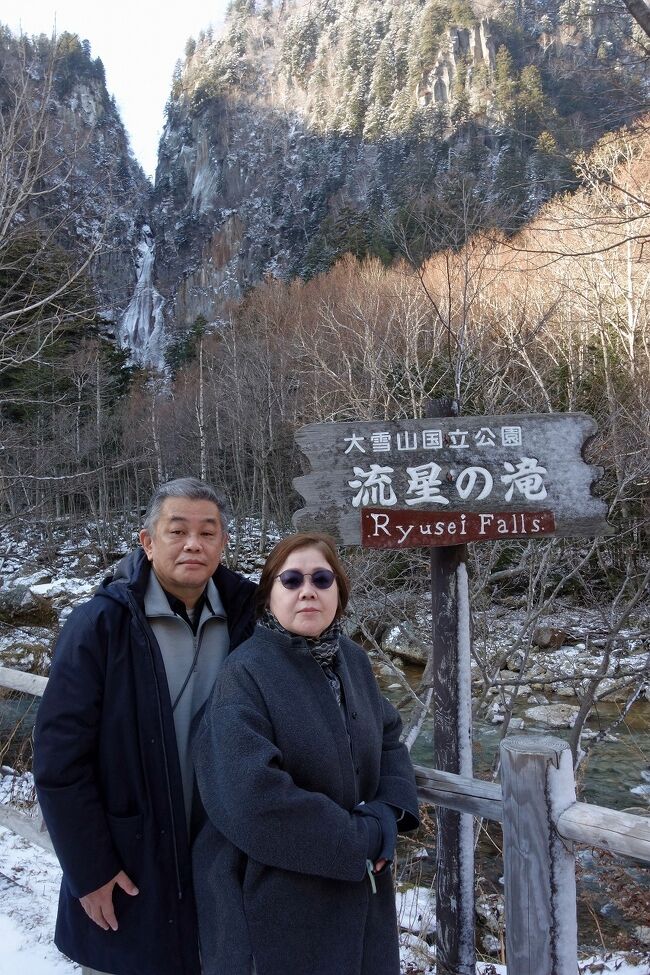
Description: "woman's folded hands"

(354, 800), (399, 873)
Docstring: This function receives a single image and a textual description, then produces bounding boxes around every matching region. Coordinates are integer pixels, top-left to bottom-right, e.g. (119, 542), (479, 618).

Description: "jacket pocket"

(107, 812), (144, 880)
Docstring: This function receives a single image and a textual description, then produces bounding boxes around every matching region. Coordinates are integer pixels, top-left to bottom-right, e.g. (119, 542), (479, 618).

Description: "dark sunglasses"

(275, 569), (336, 590)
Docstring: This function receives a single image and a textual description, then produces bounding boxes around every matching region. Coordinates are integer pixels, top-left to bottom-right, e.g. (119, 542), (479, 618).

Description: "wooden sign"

(361, 508), (556, 548)
(293, 413), (609, 546)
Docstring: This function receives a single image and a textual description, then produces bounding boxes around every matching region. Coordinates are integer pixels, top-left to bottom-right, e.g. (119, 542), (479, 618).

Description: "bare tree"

(0, 34), (102, 385)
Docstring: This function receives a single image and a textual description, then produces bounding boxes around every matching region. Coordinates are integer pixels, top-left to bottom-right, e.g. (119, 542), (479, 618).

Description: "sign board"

(293, 413), (609, 546)
(361, 508), (557, 548)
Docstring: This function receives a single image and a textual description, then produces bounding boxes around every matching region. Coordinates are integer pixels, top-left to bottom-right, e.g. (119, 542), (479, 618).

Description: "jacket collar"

(98, 547), (255, 619)
(251, 620), (319, 657)
(144, 569), (226, 624)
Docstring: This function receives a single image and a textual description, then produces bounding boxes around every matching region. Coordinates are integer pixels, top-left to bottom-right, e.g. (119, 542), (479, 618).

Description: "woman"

(193, 532), (419, 975)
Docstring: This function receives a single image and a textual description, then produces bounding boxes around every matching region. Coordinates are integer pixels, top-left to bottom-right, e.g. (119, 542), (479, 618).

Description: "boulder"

(532, 626), (570, 649)
(506, 651), (526, 672)
(524, 703), (580, 728)
(0, 585), (57, 626)
(381, 625), (427, 665)
(499, 669), (520, 682)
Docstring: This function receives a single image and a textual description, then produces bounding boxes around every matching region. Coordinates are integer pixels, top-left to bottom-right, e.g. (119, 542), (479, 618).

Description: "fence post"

(500, 735), (578, 975)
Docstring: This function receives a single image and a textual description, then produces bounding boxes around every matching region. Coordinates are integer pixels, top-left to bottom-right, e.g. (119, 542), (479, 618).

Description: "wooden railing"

(2, 665), (649, 974)
(416, 743), (650, 974)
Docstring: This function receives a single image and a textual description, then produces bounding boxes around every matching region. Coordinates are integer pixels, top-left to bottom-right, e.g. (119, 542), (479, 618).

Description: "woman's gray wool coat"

(192, 624), (419, 975)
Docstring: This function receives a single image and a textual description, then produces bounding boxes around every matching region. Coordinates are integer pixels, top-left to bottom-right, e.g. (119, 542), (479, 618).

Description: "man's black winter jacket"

(34, 548), (256, 975)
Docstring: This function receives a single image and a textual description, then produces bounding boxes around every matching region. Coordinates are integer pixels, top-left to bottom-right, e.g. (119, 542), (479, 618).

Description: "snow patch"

(396, 884), (436, 935)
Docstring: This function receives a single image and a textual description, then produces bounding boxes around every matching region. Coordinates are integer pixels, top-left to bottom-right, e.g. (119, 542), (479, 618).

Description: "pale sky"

(6, 1), (230, 180)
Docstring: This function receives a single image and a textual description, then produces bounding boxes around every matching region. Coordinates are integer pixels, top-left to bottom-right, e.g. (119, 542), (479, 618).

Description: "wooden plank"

(0, 666), (47, 698)
(558, 802), (650, 862)
(361, 508), (556, 548)
(0, 805), (53, 853)
(500, 736), (578, 975)
(415, 767), (503, 821)
(417, 786), (502, 821)
(293, 412), (609, 544)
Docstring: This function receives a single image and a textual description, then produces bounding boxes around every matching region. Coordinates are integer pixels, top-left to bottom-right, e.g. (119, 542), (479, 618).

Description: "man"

(34, 478), (257, 975)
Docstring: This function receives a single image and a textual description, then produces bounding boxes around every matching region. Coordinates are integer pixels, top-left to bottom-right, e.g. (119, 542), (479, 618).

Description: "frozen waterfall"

(119, 226), (166, 368)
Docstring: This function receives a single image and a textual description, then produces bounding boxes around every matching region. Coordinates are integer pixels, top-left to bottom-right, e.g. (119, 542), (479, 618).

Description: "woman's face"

(268, 545), (339, 639)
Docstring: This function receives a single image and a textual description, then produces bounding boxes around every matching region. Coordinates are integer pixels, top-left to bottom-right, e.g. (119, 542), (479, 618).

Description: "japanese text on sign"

(348, 458), (547, 509)
(343, 425), (523, 454)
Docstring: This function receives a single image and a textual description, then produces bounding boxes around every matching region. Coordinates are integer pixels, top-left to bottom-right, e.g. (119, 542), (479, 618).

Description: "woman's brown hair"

(256, 532), (350, 620)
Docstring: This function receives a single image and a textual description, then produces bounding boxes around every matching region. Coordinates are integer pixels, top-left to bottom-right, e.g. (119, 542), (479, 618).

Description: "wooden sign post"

(293, 411), (608, 975)
(293, 413), (608, 542)
(425, 398), (474, 975)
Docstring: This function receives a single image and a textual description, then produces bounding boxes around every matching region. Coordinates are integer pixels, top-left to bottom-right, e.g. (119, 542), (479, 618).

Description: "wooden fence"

(1, 665), (649, 974)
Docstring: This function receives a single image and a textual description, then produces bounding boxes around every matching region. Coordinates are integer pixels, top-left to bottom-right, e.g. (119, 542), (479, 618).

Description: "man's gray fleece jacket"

(192, 623), (419, 975)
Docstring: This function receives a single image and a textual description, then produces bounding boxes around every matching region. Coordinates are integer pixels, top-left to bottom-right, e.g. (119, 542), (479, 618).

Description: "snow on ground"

(0, 915), (76, 975)
(0, 827), (77, 975)
(0, 770), (35, 807)
(1, 825), (649, 975)
(397, 884), (436, 935)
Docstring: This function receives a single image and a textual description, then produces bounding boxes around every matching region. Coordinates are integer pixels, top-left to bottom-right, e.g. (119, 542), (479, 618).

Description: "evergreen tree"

(281, 7), (318, 85)
(306, 44), (330, 129)
(227, 0), (256, 15)
(0, 234), (96, 420)
(494, 45), (517, 125)
(450, 0), (477, 27)
(450, 57), (470, 127)
(390, 85), (418, 135)
(516, 64), (550, 139)
(419, 0), (452, 66)
(535, 130), (558, 155)
(370, 36), (397, 109)
(363, 101), (389, 140)
(164, 316), (208, 377)
(339, 72), (367, 134)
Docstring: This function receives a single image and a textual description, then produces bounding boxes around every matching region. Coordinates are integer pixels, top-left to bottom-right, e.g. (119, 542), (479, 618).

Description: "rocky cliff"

(146, 0), (647, 353)
(0, 28), (151, 354)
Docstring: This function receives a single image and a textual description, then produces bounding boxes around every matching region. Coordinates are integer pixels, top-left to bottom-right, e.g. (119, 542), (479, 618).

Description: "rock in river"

(524, 703), (580, 728)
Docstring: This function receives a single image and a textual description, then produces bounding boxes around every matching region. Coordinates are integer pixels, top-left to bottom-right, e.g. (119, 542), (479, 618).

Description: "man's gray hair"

(143, 478), (230, 534)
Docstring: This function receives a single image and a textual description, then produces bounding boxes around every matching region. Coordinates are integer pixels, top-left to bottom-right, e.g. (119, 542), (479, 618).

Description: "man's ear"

(139, 529), (154, 561)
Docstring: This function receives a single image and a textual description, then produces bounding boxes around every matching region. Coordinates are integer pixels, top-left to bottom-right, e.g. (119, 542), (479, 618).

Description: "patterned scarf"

(260, 610), (343, 706)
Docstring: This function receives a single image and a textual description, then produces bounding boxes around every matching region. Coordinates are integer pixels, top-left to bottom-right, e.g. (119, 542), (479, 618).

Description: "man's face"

(139, 498), (227, 607)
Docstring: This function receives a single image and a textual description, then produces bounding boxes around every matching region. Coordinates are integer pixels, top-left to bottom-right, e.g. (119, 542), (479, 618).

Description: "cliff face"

(416, 22), (497, 107)
(148, 0), (647, 347)
(0, 28), (151, 351)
